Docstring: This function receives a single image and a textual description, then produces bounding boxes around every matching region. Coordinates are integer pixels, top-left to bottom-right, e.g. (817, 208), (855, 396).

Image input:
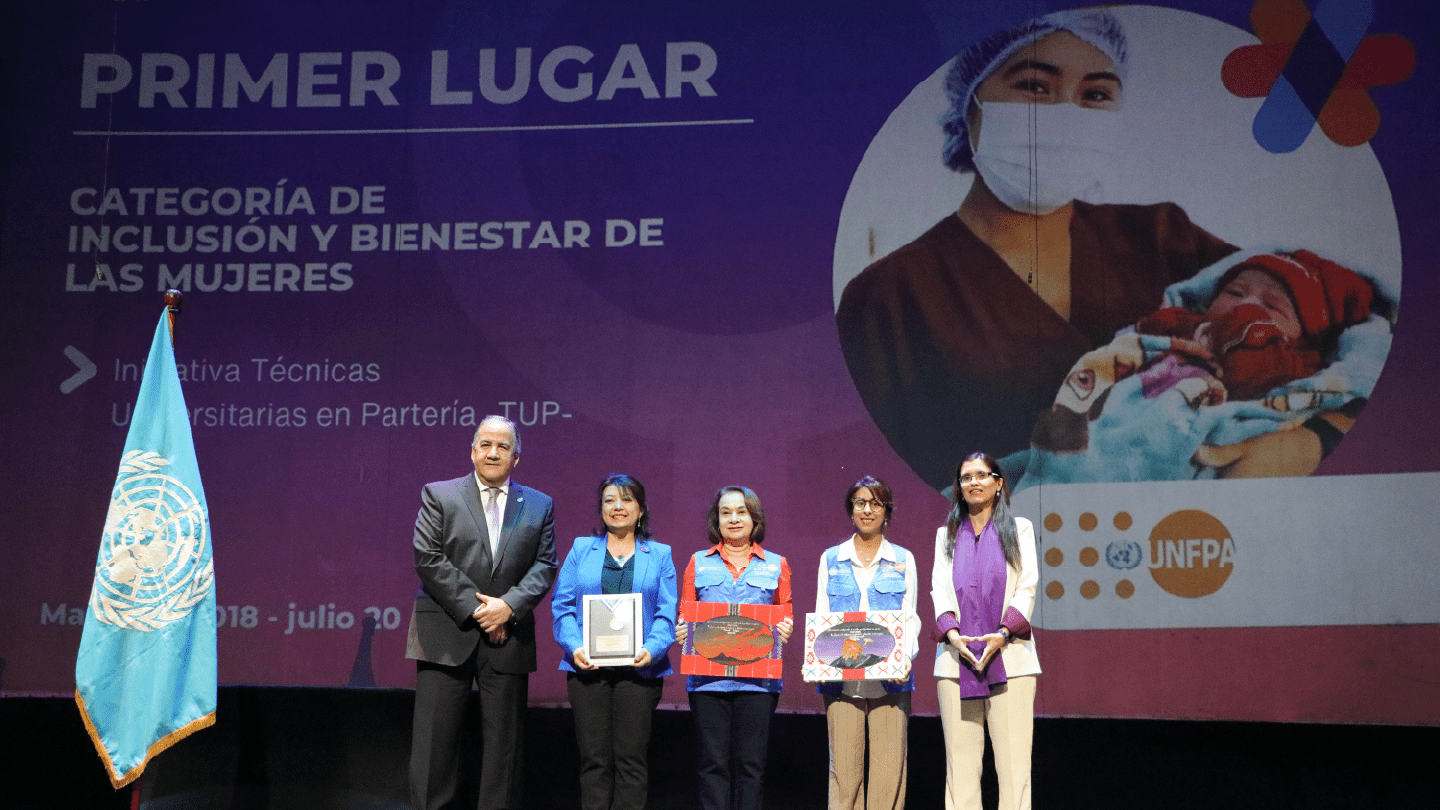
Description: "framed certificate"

(802, 610), (910, 682)
(680, 601), (785, 679)
(582, 593), (644, 667)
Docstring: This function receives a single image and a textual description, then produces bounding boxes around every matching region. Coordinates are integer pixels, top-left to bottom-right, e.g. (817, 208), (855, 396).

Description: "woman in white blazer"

(931, 453), (1039, 810)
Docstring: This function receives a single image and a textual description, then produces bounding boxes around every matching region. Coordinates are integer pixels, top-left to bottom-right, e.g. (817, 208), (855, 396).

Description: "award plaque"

(582, 593), (644, 667)
(680, 601), (785, 679)
(802, 610), (910, 682)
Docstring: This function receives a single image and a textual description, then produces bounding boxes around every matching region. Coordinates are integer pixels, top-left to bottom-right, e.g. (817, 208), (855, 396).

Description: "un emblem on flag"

(91, 451), (213, 631)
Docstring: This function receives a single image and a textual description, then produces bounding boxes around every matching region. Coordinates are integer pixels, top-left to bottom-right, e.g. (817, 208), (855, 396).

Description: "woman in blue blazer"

(552, 473), (678, 810)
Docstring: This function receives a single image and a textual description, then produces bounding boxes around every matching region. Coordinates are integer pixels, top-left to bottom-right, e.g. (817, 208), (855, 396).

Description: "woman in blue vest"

(675, 486), (794, 810)
(814, 475), (921, 810)
(552, 473), (678, 810)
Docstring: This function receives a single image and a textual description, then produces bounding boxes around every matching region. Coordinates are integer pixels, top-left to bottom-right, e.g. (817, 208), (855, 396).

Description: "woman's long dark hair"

(944, 453), (1020, 569)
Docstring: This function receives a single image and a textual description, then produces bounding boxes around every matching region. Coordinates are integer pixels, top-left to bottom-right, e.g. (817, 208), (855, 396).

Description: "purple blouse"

(940, 519), (1008, 698)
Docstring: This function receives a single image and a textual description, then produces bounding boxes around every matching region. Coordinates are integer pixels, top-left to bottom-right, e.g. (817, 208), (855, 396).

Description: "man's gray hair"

(472, 415), (521, 453)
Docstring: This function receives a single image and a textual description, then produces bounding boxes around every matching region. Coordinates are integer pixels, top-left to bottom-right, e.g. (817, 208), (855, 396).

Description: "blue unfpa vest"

(693, 549), (783, 604)
(817, 543), (915, 695)
(688, 549), (786, 694)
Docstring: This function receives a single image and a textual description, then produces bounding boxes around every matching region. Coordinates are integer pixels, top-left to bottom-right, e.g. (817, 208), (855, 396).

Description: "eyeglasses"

(958, 472), (997, 485)
(851, 498), (886, 512)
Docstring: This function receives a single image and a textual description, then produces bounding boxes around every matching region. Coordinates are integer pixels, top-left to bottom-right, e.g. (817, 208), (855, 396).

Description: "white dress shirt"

(474, 474), (510, 562)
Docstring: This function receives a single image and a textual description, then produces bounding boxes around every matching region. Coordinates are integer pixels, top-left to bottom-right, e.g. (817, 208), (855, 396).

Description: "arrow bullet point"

(61, 346), (96, 393)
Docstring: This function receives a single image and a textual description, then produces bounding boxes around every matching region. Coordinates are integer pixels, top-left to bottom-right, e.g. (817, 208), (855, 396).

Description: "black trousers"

(688, 691), (779, 810)
(410, 651), (528, 810)
(566, 669), (665, 810)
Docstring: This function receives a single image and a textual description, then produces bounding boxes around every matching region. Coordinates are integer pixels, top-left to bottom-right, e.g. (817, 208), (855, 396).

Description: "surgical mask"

(970, 101), (1122, 215)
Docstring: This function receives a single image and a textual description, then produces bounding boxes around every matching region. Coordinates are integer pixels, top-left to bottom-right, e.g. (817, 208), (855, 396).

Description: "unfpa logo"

(1222, 0), (1415, 153)
(1040, 506), (1236, 601)
(1147, 510), (1236, 598)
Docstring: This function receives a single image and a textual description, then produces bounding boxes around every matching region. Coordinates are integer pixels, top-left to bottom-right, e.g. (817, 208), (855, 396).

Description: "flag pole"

(164, 289), (183, 340)
(125, 290), (182, 810)
(124, 291), (183, 810)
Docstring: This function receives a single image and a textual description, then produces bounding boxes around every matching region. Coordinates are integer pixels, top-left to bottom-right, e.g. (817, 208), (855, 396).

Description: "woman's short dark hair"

(596, 473), (651, 539)
(706, 485), (766, 545)
(845, 475), (894, 523)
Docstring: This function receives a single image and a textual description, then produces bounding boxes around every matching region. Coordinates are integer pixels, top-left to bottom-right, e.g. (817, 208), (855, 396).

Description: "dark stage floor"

(7, 687), (1434, 809)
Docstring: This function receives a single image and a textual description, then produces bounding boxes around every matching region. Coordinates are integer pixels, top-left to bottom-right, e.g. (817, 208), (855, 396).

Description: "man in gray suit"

(406, 415), (558, 810)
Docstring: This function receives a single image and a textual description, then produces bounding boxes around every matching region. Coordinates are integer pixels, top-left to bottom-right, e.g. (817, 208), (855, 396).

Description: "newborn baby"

(1133, 250), (1372, 402)
(1018, 249), (1377, 485)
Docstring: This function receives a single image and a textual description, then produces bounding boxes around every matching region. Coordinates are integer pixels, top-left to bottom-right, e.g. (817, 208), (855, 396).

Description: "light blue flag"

(75, 307), (217, 789)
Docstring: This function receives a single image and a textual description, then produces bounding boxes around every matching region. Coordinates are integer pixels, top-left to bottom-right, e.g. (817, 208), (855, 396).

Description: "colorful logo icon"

(1222, 0), (1415, 152)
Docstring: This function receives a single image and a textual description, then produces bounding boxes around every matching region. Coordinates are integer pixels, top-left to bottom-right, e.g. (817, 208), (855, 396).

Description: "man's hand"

(776, 617), (794, 643)
(474, 593), (513, 633)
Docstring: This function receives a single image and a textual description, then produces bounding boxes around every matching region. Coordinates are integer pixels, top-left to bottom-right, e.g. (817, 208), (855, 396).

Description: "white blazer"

(931, 516), (1041, 679)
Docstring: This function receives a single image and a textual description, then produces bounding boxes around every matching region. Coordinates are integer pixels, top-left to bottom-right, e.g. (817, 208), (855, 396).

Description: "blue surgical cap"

(940, 9), (1128, 173)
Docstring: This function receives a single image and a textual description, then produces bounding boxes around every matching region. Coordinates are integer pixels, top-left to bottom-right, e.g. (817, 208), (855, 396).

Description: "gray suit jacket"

(404, 473), (558, 672)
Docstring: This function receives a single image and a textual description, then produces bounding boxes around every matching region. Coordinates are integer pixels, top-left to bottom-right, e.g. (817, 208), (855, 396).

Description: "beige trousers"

(936, 675), (1036, 810)
(824, 692), (910, 810)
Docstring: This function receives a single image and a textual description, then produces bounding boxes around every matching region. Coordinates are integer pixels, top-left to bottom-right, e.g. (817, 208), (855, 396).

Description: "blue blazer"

(552, 535), (678, 679)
